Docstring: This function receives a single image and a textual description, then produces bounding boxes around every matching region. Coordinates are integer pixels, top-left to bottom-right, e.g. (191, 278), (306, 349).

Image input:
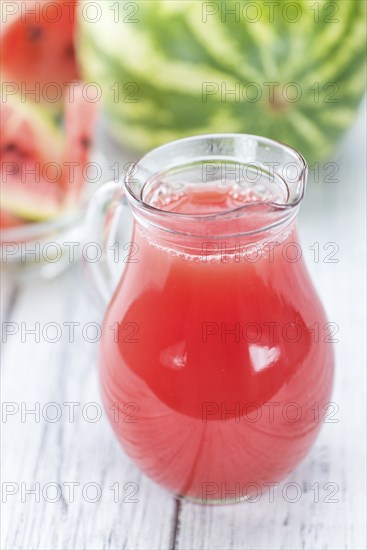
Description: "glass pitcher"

(85, 134), (334, 504)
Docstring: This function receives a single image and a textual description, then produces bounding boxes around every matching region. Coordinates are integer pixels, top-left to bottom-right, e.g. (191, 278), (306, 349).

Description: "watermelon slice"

(0, 0), (98, 228)
(1, 96), (64, 220)
(1, 86), (98, 222)
(0, 0), (79, 104)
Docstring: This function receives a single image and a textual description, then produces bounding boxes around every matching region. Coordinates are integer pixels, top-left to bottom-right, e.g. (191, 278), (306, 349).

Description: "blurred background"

(1, 0), (366, 252)
(1, 1), (366, 549)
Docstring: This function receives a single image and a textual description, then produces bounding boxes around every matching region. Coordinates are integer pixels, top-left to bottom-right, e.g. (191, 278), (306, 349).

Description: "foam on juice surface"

(152, 185), (265, 215)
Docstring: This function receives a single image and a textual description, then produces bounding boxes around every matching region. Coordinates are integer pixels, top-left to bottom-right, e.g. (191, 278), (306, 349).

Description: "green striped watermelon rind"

(78, 0), (367, 163)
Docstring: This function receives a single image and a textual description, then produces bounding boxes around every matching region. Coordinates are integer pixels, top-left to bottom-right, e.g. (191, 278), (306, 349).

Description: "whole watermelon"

(78, 0), (366, 162)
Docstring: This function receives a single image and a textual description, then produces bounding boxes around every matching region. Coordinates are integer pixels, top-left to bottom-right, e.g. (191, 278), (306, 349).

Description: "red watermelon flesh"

(0, 209), (25, 229)
(0, 0), (79, 99)
(1, 86), (98, 222)
(62, 84), (99, 204)
(1, 97), (64, 220)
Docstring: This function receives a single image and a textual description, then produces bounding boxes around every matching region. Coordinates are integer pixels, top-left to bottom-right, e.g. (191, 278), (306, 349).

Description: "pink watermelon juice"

(100, 186), (334, 502)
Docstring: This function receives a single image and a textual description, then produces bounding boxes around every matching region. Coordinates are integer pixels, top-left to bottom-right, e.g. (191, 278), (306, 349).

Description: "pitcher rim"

(124, 133), (308, 221)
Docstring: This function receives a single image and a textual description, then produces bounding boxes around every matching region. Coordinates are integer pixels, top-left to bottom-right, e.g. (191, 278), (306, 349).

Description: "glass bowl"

(0, 153), (108, 280)
(1, 208), (84, 280)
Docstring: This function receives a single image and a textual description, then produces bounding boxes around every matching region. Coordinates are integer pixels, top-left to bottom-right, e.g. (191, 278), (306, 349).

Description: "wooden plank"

(1, 266), (176, 550)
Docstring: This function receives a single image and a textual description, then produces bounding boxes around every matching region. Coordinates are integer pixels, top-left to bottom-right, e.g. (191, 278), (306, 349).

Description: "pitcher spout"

(123, 134), (308, 243)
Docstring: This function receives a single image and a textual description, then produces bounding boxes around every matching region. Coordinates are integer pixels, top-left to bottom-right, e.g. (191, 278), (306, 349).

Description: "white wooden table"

(1, 106), (366, 550)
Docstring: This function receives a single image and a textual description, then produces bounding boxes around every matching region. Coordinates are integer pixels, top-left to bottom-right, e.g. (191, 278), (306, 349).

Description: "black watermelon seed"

(4, 143), (17, 153)
(80, 137), (91, 149)
(65, 43), (75, 58)
(26, 25), (43, 41)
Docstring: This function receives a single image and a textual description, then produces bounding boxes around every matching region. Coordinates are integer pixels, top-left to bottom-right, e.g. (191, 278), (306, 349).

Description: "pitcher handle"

(84, 180), (129, 309)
